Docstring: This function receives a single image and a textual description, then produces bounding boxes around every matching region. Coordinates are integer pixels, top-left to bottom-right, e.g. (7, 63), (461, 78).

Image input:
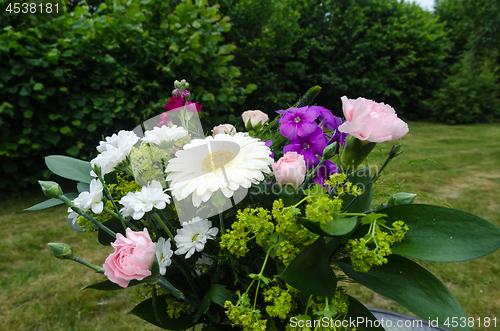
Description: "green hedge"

(0, 0), (251, 190)
(217, 0), (451, 120)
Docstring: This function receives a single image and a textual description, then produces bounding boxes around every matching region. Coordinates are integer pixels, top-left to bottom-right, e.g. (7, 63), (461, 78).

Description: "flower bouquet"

(30, 80), (500, 331)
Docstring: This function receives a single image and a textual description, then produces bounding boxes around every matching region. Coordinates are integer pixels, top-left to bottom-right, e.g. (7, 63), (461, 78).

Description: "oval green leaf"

(45, 155), (93, 183)
(278, 237), (337, 296)
(337, 255), (472, 331)
(381, 204), (500, 262)
(297, 216), (359, 237)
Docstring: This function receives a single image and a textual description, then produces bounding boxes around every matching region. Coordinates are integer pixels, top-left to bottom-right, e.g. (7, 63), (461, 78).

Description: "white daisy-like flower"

(174, 217), (219, 259)
(91, 130), (139, 175)
(119, 180), (171, 220)
(142, 125), (188, 145)
(155, 237), (174, 275)
(67, 179), (104, 224)
(165, 132), (273, 207)
(194, 253), (214, 276)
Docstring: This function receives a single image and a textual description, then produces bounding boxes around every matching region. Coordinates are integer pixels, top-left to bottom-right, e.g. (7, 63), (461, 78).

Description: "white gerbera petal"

(174, 218), (218, 259)
(166, 132), (273, 207)
(143, 125), (188, 145)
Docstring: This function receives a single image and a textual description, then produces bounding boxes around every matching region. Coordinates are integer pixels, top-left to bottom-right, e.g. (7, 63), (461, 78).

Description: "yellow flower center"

(192, 234), (199, 242)
(202, 150), (234, 172)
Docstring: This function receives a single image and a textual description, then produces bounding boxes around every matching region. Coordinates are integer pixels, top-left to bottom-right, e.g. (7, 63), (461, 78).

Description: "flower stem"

(73, 256), (105, 273)
(59, 195), (116, 238)
(153, 212), (175, 244)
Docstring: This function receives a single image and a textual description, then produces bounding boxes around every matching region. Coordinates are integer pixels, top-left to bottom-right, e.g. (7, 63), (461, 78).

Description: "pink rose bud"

(272, 152), (307, 189)
(103, 228), (156, 288)
(241, 110), (269, 131)
(182, 90), (190, 99)
(212, 124), (236, 136)
(172, 88), (180, 97)
(338, 96), (409, 143)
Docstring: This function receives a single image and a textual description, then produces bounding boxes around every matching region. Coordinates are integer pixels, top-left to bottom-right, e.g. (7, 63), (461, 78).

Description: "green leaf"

(194, 284), (234, 321)
(85, 279), (142, 291)
(342, 167), (373, 213)
(344, 295), (385, 331)
(24, 192), (79, 211)
(297, 216), (359, 237)
(278, 237), (337, 296)
(60, 126), (72, 135)
(33, 83), (44, 91)
(129, 295), (198, 330)
(380, 204), (500, 262)
(45, 155), (93, 183)
(337, 255), (472, 331)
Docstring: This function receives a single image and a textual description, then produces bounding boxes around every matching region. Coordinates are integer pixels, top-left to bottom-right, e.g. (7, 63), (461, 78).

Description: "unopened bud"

(322, 142), (338, 159)
(389, 145), (403, 159)
(38, 181), (63, 198)
(172, 88), (180, 97)
(182, 90), (190, 99)
(174, 80), (181, 89)
(48, 243), (74, 260)
(387, 192), (416, 206)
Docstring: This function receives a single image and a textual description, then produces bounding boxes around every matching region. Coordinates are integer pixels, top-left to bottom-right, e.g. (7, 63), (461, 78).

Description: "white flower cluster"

(119, 180), (171, 220)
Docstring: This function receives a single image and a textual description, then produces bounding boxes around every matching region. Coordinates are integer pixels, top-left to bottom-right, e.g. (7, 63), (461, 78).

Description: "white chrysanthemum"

(67, 179), (104, 224)
(174, 218), (218, 259)
(155, 237), (174, 275)
(142, 125), (188, 145)
(165, 132), (273, 207)
(194, 253), (214, 276)
(91, 130), (139, 175)
(119, 180), (171, 220)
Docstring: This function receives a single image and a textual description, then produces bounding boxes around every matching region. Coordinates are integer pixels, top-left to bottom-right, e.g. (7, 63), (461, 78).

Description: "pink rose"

(103, 228), (156, 288)
(242, 110), (269, 130)
(163, 96), (202, 113)
(338, 96), (409, 143)
(272, 152), (307, 189)
(212, 124), (236, 136)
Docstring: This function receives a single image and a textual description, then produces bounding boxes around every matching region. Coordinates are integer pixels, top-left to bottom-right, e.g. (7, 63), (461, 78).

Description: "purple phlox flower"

(275, 108), (295, 124)
(264, 140), (275, 159)
(313, 160), (339, 189)
(280, 107), (319, 141)
(311, 106), (343, 131)
(283, 127), (327, 169)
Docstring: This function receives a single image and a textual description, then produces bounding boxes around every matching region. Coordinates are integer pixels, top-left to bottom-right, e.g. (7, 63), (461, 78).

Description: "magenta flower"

(279, 107), (319, 141)
(163, 96), (202, 113)
(283, 127), (327, 168)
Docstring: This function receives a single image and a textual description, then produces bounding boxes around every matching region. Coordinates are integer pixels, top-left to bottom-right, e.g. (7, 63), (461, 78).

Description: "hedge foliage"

(217, 0), (451, 120)
(431, 53), (500, 124)
(0, 0), (252, 190)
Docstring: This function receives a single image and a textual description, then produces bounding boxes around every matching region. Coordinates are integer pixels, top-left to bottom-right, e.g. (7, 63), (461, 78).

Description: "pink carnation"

(272, 152), (307, 189)
(338, 96), (408, 143)
(103, 228), (156, 288)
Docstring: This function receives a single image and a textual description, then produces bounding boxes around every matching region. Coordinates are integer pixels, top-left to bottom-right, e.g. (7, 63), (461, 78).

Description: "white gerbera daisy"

(174, 218), (218, 259)
(155, 237), (174, 275)
(91, 130), (139, 175)
(67, 179), (104, 224)
(119, 180), (171, 220)
(165, 132), (273, 207)
(142, 125), (188, 145)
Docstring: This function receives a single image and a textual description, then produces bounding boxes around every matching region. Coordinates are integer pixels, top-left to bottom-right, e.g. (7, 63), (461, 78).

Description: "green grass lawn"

(1, 122), (499, 330)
